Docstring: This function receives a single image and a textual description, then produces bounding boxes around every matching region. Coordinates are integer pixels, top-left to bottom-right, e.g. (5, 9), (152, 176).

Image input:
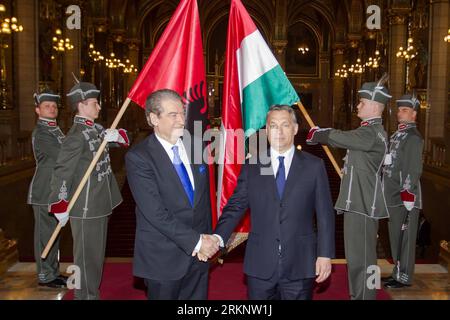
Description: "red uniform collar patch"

(39, 119), (57, 127)
(74, 116), (94, 127)
(360, 121), (369, 127)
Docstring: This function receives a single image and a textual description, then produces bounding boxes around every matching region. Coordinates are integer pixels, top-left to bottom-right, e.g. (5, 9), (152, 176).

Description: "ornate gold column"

(124, 38), (140, 93)
(428, 0), (449, 141)
(388, 9), (409, 133)
(332, 46), (345, 128)
(16, 0), (38, 132)
(273, 0), (287, 69)
(61, 25), (82, 130)
(318, 52), (332, 126)
(272, 40), (288, 69)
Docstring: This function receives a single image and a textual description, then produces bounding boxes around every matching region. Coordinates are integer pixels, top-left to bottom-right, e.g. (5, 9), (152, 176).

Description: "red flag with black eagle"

(127, 0), (218, 226)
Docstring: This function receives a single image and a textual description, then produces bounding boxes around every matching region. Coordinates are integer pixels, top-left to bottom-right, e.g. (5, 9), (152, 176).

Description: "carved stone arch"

(151, 15), (172, 48)
(308, 2), (336, 45)
(241, 1), (274, 43)
(287, 0), (336, 50)
(200, 0), (229, 44)
(204, 14), (271, 74)
(285, 19), (320, 76)
(137, 0), (179, 38)
(288, 17), (323, 51)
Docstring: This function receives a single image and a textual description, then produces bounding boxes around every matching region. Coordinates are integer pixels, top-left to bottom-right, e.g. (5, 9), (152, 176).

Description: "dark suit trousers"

(247, 251), (315, 300)
(145, 259), (209, 300)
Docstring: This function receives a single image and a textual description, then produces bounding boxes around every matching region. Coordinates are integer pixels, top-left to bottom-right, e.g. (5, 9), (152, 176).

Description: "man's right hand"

(54, 211), (69, 227)
(197, 234), (220, 261)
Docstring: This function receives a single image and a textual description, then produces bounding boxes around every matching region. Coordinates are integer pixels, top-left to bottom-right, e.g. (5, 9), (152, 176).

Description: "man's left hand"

(315, 257), (332, 283)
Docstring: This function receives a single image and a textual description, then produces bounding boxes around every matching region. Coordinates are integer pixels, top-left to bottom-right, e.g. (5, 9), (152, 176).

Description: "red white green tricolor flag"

(217, 0), (299, 231)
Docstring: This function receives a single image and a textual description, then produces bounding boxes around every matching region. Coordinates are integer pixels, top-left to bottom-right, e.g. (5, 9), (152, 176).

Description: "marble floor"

(0, 259), (448, 300)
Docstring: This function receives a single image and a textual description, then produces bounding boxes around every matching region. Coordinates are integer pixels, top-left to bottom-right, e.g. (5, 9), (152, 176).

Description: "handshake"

(192, 234), (223, 262)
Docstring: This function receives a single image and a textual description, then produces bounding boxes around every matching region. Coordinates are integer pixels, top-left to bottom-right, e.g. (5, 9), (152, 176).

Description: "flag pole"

(295, 101), (343, 178)
(41, 98), (132, 259)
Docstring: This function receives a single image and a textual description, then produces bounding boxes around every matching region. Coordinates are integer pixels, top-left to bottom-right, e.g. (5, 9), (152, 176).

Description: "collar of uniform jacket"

(38, 117), (57, 127)
(397, 122), (417, 131)
(74, 115), (95, 127)
(360, 117), (382, 127)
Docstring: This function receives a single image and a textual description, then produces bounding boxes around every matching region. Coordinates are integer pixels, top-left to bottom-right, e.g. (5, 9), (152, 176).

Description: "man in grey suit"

(214, 105), (335, 300)
(28, 89), (67, 288)
(307, 81), (391, 300)
(126, 89), (219, 300)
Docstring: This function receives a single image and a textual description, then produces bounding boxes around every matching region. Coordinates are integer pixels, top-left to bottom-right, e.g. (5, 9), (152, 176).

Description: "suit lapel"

(148, 134), (192, 207)
(282, 150), (304, 200)
(258, 152), (279, 200)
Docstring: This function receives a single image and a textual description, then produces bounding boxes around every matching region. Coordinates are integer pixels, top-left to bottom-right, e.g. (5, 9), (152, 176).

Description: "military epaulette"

(74, 115), (95, 127)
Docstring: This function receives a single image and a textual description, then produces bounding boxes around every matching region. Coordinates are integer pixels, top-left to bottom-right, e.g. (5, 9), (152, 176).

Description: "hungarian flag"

(127, 0), (217, 224)
(217, 0), (299, 231)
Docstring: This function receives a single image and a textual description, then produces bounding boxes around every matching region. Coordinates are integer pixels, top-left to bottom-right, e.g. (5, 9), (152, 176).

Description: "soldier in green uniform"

(27, 89), (67, 288)
(306, 80), (391, 300)
(48, 81), (129, 300)
(382, 94), (423, 288)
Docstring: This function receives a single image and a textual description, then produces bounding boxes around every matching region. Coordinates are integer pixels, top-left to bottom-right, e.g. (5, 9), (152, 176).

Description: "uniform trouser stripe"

(33, 205), (60, 283)
(344, 212), (378, 300)
(71, 216), (109, 300)
(388, 207), (419, 284)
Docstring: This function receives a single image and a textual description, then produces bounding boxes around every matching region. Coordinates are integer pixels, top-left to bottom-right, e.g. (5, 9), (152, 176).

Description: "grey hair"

(145, 89), (183, 127)
(266, 104), (298, 125)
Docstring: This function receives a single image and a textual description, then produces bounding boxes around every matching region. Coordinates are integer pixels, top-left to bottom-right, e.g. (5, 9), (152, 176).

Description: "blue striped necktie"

(172, 145), (194, 206)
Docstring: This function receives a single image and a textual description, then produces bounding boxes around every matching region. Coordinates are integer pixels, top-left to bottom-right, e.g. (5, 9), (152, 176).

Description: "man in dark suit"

(126, 89), (219, 300)
(214, 105), (335, 300)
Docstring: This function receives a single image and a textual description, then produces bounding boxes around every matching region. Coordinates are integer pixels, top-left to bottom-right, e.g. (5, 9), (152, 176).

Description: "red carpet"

(63, 262), (391, 300)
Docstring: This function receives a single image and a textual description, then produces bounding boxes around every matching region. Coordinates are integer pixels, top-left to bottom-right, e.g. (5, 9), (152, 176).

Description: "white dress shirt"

(270, 145), (295, 179)
(155, 133), (195, 189)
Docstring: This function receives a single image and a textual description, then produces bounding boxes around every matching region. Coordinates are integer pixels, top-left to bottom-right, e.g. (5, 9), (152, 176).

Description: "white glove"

(55, 211), (69, 227)
(403, 201), (414, 211)
(104, 129), (120, 142)
(105, 129), (127, 144)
